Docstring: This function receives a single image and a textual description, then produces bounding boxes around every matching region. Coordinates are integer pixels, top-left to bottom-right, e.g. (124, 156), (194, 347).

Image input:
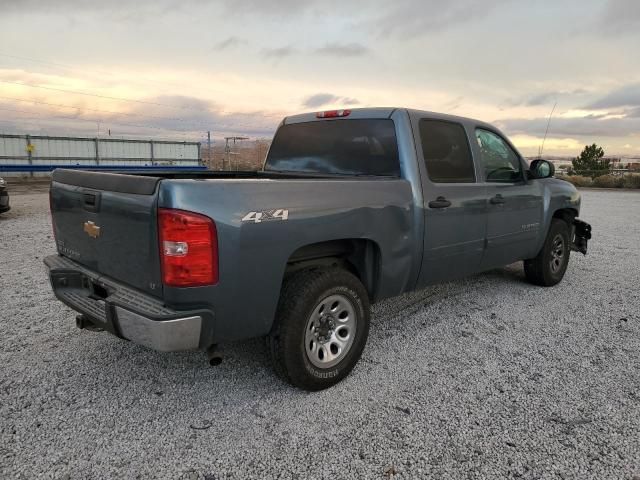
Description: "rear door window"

(265, 119), (400, 176)
(419, 119), (475, 183)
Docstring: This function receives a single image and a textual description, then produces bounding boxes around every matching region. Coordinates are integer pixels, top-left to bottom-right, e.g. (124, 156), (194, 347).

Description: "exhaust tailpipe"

(206, 344), (223, 366)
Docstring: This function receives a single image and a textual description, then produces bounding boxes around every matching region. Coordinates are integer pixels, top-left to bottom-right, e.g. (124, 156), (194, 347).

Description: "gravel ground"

(0, 189), (639, 480)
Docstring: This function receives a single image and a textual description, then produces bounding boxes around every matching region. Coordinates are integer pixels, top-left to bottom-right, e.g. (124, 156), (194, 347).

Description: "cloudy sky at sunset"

(1, 0), (639, 156)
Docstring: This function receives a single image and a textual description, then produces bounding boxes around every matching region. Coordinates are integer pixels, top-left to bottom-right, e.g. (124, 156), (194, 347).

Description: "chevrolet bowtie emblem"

(83, 221), (101, 238)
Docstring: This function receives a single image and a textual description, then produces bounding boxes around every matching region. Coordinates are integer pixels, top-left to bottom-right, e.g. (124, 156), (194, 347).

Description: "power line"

(0, 52), (290, 118)
(0, 117), (195, 141)
(0, 107), (276, 140)
(0, 80), (281, 118)
(0, 80), (200, 110)
(0, 95), (199, 123)
(0, 95), (245, 129)
(0, 118), (194, 141)
(0, 96), (277, 132)
(0, 52), (191, 91)
(0, 106), (197, 133)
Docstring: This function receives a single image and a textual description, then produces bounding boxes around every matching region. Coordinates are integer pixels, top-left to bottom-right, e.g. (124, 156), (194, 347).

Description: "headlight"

(0, 178), (6, 187)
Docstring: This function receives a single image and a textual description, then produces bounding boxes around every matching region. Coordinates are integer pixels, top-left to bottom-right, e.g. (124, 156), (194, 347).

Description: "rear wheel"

(268, 268), (370, 391)
(524, 218), (571, 286)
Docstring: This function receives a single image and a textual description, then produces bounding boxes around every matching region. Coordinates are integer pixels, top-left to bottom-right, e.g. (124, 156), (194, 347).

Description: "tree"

(570, 144), (610, 178)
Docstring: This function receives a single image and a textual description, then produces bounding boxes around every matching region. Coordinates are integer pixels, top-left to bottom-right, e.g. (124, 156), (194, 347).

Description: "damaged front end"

(571, 219), (592, 255)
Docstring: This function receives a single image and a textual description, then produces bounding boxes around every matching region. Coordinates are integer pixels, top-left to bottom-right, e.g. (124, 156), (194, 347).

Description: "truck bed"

(53, 168), (400, 184)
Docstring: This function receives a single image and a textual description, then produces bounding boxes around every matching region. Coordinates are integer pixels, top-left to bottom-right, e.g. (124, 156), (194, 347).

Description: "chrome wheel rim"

(304, 294), (357, 369)
(550, 234), (565, 273)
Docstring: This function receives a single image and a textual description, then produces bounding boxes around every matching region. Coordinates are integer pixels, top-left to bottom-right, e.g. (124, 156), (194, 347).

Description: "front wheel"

(268, 268), (370, 391)
(524, 218), (571, 286)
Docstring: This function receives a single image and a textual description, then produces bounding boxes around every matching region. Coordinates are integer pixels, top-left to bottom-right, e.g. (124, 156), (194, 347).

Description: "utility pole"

(207, 131), (212, 169)
(224, 136), (249, 171)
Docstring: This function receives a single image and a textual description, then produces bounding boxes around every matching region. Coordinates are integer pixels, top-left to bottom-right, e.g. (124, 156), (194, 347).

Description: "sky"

(0, 0), (639, 156)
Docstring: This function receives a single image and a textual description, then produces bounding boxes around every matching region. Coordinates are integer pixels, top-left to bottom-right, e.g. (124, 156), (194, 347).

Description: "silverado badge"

(83, 221), (101, 238)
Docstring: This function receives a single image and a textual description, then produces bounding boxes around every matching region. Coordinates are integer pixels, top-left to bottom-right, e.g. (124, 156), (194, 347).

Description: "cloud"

(525, 92), (558, 107)
(314, 42), (369, 57)
(0, 93), (278, 139)
(302, 93), (360, 108)
(10, 0), (506, 36)
(505, 89), (589, 108)
(498, 115), (640, 138)
(303, 93), (341, 108)
(261, 46), (297, 59)
(626, 107), (640, 118)
(263, 42), (369, 61)
(599, 0), (640, 35)
(215, 0), (320, 16)
(0, 0), (181, 16)
(0, 0), (322, 18)
(342, 97), (360, 105)
(368, 0), (507, 38)
(584, 83), (640, 110)
(213, 36), (246, 51)
(120, 95), (278, 137)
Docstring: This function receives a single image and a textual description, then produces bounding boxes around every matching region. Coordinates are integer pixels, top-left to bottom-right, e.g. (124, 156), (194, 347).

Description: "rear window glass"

(264, 119), (400, 176)
(419, 119), (475, 183)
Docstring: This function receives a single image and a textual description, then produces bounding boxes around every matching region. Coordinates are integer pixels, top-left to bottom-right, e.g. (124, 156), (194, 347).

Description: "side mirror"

(529, 159), (555, 179)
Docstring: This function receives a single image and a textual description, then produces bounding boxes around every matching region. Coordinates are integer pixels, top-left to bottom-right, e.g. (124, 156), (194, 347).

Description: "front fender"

(534, 178), (581, 254)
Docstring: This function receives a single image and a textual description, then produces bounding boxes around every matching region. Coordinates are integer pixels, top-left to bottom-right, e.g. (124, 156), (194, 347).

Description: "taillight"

(158, 208), (218, 287)
(316, 109), (351, 118)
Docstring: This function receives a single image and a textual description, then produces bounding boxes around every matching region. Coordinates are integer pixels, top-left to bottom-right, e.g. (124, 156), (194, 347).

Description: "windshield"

(264, 119), (400, 176)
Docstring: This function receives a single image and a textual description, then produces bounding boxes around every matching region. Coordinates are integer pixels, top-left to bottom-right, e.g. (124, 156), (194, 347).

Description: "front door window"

(475, 129), (523, 183)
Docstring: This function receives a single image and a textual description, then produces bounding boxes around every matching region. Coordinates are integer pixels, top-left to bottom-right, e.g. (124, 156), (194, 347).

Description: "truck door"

(473, 128), (543, 269)
(414, 117), (487, 288)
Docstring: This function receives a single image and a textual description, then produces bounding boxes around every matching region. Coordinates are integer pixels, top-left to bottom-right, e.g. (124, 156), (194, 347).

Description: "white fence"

(0, 134), (202, 176)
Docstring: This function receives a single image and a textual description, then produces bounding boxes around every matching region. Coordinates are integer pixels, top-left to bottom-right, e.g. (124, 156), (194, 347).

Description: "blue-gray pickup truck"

(45, 108), (591, 390)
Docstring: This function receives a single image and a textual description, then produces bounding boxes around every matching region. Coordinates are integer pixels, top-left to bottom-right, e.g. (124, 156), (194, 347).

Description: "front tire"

(524, 218), (571, 286)
(268, 268), (370, 391)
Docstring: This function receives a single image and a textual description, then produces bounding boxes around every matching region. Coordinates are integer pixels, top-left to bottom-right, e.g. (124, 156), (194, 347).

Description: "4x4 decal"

(241, 209), (289, 224)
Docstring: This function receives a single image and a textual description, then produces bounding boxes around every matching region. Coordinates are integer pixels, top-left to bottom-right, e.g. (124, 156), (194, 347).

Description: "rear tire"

(268, 268), (370, 391)
(524, 218), (571, 286)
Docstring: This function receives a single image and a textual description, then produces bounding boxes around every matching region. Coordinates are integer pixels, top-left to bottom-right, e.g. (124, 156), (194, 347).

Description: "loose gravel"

(1, 189), (639, 479)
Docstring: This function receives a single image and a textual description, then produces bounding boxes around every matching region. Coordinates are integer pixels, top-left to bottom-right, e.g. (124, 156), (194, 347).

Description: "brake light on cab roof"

(316, 109), (351, 118)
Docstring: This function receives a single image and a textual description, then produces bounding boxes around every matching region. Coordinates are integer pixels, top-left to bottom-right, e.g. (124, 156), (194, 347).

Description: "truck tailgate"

(50, 169), (163, 297)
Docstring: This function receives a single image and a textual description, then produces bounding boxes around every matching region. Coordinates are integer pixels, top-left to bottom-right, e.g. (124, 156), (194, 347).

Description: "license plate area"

(50, 271), (113, 325)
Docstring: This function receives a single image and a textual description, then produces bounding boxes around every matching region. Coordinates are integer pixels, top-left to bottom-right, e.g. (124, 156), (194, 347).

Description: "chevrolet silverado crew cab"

(45, 108), (591, 390)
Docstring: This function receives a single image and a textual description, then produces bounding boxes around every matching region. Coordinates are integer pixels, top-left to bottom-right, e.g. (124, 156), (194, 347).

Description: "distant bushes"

(559, 174), (640, 189)
(622, 174), (640, 189)
(592, 175), (624, 188)
(561, 175), (593, 187)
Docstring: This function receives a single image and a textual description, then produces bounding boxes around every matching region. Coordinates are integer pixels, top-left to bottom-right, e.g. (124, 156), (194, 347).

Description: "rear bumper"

(44, 255), (213, 351)
(0, 189), (9, 213)
(571, 219), (592, 255)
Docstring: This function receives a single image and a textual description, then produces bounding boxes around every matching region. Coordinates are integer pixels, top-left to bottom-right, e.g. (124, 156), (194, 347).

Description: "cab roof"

(283, 107), (496, 131)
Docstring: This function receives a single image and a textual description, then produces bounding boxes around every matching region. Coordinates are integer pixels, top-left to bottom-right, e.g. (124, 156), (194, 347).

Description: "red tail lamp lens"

(158, 208), (218, 287)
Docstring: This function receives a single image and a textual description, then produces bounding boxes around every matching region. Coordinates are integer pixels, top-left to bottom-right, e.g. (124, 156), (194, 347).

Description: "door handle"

(490, 194), (505, 205)
(428, 196), (451, 209)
